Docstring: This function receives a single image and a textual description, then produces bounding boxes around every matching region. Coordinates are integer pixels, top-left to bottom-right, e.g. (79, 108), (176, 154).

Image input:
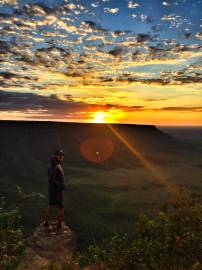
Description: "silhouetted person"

(44, 149), (65, 230)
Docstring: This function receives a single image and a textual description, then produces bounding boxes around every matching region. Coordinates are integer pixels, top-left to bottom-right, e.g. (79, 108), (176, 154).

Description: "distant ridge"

(0, 119), (156, 127)
(0, 119), (166, 138)
(0, 119), (175, 169)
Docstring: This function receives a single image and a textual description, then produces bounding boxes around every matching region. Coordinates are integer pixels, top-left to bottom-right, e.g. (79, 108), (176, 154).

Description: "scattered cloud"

(0, 0), (201, 124)
(157, 106), (202, 112)
(104, 7), (119, 14)
(128, 1), (140, 9)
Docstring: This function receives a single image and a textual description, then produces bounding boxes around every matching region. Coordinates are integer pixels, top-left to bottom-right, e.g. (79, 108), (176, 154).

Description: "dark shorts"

(48, 189), (64, 209)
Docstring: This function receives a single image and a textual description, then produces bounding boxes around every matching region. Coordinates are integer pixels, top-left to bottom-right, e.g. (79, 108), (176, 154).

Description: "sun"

(91, 109), (124, 123)
(92, 111), (107, 123)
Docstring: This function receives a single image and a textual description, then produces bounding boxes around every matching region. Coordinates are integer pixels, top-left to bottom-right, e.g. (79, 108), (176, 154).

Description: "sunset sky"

(0, 0), (201, 125)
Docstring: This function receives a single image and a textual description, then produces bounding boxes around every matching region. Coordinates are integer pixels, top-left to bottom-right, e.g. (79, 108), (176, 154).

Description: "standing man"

(45, 149), (65, 230)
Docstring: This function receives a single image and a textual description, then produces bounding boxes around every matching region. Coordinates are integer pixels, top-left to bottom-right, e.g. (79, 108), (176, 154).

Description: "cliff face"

(17, 221), (78, 270)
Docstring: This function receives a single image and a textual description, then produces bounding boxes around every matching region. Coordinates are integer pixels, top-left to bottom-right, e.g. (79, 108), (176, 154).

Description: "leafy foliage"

(78, 189), (202, 270)
(0, 186), (45, 270)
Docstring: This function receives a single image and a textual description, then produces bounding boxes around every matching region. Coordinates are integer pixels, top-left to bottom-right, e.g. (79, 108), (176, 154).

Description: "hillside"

(0, 120), (201, 249)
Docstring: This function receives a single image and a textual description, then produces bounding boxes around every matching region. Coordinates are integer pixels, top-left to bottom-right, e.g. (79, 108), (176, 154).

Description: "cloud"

(0, 0), (17, 6)
(128, 1), (140, 9)
(162, 1), (171, 7)
(0, 40), (11, 53)
(83, 20), (108, 32)
(22, 3), (49, 16)
(183, 32), (192, 39)
(136, 33), (154, 43)
(140, 76), (202, 85)
(158, 107), (202, 112)
(161, 13), (188, 29)
(131, 14), (152, 23)
(0, 71), (19, 79)
(114, 68), (202, 85)
(196, 32), (202, 41)
(0, 0), (201, 123)
(98, 76), (114, 82)
(143, 98), (168, 102)
(104, 7), (119, 14)
(112, 30), (132, 37)
(108, 46), (128, 57)
(0, 90), (144, 116)
(0, 91), (95, 119)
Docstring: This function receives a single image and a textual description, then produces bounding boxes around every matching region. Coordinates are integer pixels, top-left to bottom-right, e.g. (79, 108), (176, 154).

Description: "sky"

(0, 0), (201, 125)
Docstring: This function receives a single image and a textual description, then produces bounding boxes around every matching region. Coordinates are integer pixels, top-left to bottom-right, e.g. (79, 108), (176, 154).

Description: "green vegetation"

(0, 198), (24, 269)
(1, 121), (202, 252)
(0, 187), (45, 270)
(1, 122), (202, 268)
(64, 183), (138, 250)
(78, 190), (202, 270)
(0, 187), (201, 270)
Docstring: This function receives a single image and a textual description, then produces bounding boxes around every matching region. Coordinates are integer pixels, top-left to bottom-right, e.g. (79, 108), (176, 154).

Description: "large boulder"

(17, 221), (79, 270)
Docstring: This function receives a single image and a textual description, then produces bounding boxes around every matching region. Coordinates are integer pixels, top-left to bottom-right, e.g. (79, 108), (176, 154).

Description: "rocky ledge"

(17, 221), (78, 270)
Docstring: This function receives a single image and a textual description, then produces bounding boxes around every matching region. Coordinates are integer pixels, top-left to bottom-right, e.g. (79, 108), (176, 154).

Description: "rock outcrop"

(17, 221), (79, 270)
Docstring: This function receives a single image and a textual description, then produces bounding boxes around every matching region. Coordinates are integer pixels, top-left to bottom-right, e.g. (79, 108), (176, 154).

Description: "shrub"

(79, 189), (202, 270)
(0, 196), (25, 269)
(0, 187), (45, 270)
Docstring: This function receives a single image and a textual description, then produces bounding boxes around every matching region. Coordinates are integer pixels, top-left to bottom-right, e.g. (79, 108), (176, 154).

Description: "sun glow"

(92, 111), (107, 123)
(91, 109), (126, 124)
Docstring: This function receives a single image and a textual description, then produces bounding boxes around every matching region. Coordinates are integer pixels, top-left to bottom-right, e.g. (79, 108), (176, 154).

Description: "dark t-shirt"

(47, 157), (65, 208)
(48, 163), (65, 191)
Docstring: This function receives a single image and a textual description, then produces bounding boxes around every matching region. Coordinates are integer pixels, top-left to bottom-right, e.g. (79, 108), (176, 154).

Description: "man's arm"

(54, 165), (65, 190)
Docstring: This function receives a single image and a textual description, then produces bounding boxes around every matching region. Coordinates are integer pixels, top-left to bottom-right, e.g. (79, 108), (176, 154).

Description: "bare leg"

(56, 207), (64, 227)
(45, 205), (53, 225)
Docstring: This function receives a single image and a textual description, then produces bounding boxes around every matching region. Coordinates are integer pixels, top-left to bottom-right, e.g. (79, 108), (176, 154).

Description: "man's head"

(54, 149), (65, 163)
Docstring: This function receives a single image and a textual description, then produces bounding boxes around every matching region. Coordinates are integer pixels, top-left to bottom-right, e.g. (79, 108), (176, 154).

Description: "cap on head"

(55, 149), (64, 156)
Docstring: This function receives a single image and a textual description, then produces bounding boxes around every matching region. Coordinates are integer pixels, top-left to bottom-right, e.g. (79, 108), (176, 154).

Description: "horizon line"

(0, 119), (201, 127)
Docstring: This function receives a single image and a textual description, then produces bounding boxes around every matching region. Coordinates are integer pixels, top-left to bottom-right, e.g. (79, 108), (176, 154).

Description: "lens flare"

(107, 124), (178, 193)
(80, 137), (114, 163)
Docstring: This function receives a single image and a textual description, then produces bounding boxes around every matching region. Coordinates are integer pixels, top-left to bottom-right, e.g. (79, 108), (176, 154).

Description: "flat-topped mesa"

(0, 120), (175, 168)
(0, 119), (157, 131)
(17, 221), (78, 270)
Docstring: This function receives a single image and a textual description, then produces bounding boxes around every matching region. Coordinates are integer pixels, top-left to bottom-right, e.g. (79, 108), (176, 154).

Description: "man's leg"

(56, 191), (64, 228)
(56, 207), (64, 228)
(45, 205), (53, 226)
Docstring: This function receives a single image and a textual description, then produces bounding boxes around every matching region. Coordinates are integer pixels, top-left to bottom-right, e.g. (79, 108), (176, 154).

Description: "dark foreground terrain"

(0, 120), (201, 249)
